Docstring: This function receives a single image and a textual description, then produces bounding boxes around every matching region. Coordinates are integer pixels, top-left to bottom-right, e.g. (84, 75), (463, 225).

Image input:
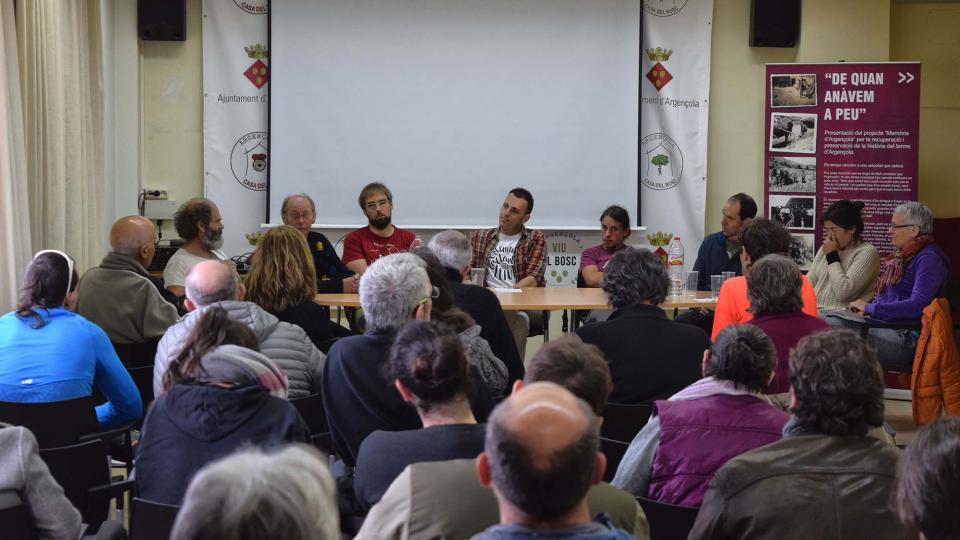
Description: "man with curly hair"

(164, 198), (228, 297)
(689, 329), (903, 540)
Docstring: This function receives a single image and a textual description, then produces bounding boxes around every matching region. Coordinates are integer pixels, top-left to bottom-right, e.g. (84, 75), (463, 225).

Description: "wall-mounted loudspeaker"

(750, 0), (800, 48)
(138, 0), (187, 42)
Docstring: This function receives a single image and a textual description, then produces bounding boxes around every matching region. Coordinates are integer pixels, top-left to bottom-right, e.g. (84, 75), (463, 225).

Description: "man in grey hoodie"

(153, 260), (324, 399)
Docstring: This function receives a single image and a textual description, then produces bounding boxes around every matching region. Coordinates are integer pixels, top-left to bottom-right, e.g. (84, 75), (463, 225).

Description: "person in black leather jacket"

(689, 330), (903, 540)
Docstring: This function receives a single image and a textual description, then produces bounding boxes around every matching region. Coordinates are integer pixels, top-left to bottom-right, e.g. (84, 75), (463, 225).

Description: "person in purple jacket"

(848, 202), (950, 371)
(611, 324), (788, 507)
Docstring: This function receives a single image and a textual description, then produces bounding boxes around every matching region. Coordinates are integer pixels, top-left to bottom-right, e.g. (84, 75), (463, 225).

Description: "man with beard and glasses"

(164, 197), (228, 297)
(342, 182), (417, 275)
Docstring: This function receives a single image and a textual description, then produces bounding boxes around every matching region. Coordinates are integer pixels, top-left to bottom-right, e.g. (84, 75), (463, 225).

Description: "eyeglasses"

(286, 211), (313, 221)
(417, 286), (440, 306)
(889, 223), (916, 230)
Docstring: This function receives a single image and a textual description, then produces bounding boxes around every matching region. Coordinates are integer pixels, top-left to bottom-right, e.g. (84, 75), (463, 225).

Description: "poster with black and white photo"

(769, 112), (817, 154)
(789, 233), (816, 271)
(770, 195), (815, 230)
(771, 74), (817, 107)
(768, 156), (816, 193)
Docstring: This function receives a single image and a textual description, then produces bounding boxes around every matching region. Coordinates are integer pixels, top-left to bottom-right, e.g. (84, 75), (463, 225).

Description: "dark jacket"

(577, 304), (708, 404)
(272, 301), (334, 353)
(135, 384), (309, 505)
(446, 267), (524, 383)
(308, 231), (354, 294)
(322, 332), (494, 465)
(692, 232), (742, 291)
(354, 423), (486, 510)
(748, 312), (830, 394)
(648, 394), (787, 506)
(689, 429), (903, 540)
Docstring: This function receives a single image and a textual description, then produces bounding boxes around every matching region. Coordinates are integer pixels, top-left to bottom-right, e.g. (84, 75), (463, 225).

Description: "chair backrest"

(130, 498), (180, 540)
(0, 503), (37, 540)
(39, 439), (112, 528)
(128, 365), (155, 409)
(600, 436), (630, 483)
(637, 497), (700, 540)
(289, 394), (327, 435)
(601, 402), (654, 443)
(0, 396), (99, 448)
(112, 339), (160, 369)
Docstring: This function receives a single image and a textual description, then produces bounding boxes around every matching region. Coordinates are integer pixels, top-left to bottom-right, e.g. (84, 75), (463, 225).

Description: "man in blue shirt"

(677, 193), (757, 331)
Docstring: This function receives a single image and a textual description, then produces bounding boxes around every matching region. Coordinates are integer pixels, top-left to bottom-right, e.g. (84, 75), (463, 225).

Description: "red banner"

(764, 62), (920, 267)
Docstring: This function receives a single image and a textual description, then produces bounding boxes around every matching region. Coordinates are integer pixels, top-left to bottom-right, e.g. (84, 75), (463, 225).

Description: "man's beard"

(369, 215), (391, 230)
(202, 227), (224, 251)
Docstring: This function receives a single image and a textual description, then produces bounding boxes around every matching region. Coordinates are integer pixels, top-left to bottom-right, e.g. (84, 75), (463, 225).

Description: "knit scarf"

(195, 344), (289, 398)
(874, 235), (936, 295)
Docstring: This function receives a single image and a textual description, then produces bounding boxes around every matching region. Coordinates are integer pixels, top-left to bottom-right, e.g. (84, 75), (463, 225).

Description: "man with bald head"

(154, 260), (324, 399)
(76, 215), (179, 362)
(164, 197), (227, 297)
(474, 382), (633, 539)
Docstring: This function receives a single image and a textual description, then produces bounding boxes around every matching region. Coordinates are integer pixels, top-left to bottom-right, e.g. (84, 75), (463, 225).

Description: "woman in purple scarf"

(848, 202), (950, 371)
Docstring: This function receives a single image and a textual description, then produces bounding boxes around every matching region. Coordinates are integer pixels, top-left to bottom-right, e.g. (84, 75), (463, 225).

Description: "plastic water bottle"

(667, 236), (684, 297)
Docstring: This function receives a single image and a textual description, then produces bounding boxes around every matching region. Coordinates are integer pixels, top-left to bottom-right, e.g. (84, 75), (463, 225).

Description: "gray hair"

(184, 262), (239, 307)
(601, 247), (668, 309)
(170, 444), (339, 540)
(894, 201), (934, 235)
(280, 193), (316, 217)
(427, 230), (472, 273)
(746, 254), (803, 315)
(359, 253), (429, 333)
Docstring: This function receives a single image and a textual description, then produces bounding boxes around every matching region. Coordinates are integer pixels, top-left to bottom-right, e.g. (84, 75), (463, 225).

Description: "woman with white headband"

(0, 250), (142, 429)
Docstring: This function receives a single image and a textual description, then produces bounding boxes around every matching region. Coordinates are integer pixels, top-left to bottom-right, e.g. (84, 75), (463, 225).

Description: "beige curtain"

(0, 0), (32, 311)
(17, 0), (104, 272)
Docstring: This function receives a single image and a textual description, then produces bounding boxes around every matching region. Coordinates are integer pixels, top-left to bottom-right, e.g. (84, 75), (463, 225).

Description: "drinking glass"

(683, 270), (699, 296)
(722, 271), (736, 282)
(711, 275), (723, 300)
(470, 267), (487, 286)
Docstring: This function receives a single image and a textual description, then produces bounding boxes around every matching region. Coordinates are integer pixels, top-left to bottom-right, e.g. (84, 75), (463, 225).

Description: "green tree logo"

(651, 154), (669, 175)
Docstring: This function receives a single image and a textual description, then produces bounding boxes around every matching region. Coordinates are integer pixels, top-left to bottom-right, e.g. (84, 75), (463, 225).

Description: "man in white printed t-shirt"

(470, 188), (546, 359)
(163, 197), (228, 298)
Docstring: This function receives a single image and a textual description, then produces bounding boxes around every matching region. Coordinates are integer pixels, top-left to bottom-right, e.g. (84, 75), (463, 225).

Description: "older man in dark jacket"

(689, 330), (902, 540)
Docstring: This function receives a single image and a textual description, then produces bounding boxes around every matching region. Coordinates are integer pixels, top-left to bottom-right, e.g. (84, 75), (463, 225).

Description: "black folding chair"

(39, 439), (134, 535)
(601, 402), (654, 443)
(637, 496), (700, 540)
(130, 498), (180, 540)
(600, 436), (630, 483)
(0, 503), (35, 540)
(0, 396), (99, 448)
(289, 394), (332, 453)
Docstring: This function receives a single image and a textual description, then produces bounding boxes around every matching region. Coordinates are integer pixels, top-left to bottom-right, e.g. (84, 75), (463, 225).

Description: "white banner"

(640, 0), (713, 264)
(202, 0), (269, 259)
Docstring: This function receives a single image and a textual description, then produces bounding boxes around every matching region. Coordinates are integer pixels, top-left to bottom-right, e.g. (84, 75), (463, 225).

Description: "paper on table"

(493, 287), (522, 293)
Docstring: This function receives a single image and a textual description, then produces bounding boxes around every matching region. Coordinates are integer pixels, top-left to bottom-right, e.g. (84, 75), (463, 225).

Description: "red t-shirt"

(341, 226), (416, 265)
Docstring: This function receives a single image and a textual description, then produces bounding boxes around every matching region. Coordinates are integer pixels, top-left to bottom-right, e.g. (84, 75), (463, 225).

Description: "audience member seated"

(806, 200), (880, 309)
(472, 383), (634, 539)
(76, 216), (180, 364)
(0, 423), (82, 539)
(414, 250), (508, 396)
(577, 248), (708, 404)
(676, 193), (757, 332)
(580, 205), (632, 288)
(711, 218), (818, 339)
(689, 330), (902, 539)
(745, 255), (829, 396)
(358, 336), (650, 540)
(845, 202), (951, 372)
(342, 182), (416, 275)
(895, 418), (960, 540)
(0, 251), (142, 429)
(244, 225), (333, 352)
(164, 198), (228, 297)
(154, 260), (323, 399)
(429, 229), (524, 382)
(612, 324), (788, 506)
(470, 187), (546, 358)
(136, 308), (309, 505)
(281, 193), (357, 294)
(171, 445), (338, 540)
(354, 320), (486, 510)
(322, 253), (493, 466)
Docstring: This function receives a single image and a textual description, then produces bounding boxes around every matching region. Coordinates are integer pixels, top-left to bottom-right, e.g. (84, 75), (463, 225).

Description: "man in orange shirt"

(711, 218), (818, 340)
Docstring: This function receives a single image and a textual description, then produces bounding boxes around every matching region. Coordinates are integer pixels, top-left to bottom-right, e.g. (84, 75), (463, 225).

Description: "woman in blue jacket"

(0, 250), (142, 429)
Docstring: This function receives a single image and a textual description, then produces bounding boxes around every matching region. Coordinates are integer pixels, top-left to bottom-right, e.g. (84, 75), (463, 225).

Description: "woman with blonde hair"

(246, 225), (334, 351)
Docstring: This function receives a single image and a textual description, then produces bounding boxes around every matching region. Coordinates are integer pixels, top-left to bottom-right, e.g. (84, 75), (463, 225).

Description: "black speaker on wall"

(138, 0), (186, 41)
(750, 0), (800, 48)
